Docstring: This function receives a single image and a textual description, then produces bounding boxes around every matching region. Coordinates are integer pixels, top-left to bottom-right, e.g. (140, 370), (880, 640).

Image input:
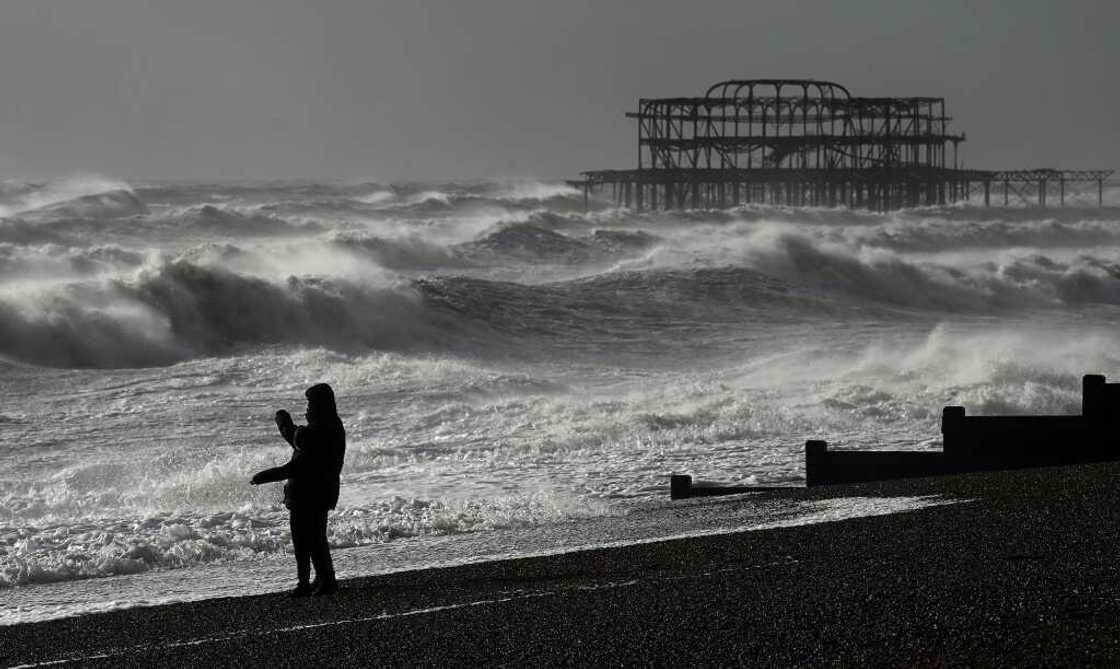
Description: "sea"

(2, 176), (1118, 624)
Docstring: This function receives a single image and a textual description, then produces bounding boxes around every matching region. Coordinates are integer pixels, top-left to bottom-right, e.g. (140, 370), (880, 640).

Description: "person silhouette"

(251, 383), (346, 597)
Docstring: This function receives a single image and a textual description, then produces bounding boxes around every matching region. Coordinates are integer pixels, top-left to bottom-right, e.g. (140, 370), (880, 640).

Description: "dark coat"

(254, 415), (346, 510)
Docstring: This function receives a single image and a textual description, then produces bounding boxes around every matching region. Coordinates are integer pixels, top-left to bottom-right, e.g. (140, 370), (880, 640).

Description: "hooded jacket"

(254, 384), (346, 510)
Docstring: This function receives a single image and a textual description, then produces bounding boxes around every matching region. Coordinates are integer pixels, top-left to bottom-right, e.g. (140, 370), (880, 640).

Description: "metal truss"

(575, 79), (1112, 211)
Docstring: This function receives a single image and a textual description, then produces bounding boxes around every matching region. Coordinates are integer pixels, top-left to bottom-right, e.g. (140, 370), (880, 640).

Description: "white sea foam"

(0, 490), (618, 588)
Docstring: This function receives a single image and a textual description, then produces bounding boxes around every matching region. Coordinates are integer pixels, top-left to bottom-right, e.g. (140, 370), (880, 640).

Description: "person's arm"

(250, 462), (292, 485)
(250, 444), (307, 485)
(275, 410), (297, 447)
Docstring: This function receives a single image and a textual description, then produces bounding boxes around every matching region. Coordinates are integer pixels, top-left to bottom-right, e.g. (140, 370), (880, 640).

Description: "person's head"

(304, 383), (337, 422)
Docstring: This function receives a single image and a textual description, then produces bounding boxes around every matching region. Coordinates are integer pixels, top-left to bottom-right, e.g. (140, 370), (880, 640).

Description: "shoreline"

(4, 462), (1120, 666)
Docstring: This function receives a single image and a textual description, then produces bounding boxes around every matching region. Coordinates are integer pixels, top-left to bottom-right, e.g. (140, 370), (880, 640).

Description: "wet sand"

(4, 461), (1120, 667)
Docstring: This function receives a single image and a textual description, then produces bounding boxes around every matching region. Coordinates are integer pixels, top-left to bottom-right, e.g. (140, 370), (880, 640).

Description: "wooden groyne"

(671, 374), (1120, 497)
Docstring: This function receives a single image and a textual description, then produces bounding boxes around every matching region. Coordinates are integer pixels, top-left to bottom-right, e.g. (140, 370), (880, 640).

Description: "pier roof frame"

(573, 78), (1114, 211)
(703, 78), (852, 100)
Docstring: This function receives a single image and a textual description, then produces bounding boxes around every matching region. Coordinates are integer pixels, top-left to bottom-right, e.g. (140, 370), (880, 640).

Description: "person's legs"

(310, 509), (337, 593)
(289, 510), (313, 589)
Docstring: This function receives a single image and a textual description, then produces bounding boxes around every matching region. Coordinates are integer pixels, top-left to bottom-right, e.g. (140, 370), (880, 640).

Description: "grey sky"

(1, 1), (1116, 181)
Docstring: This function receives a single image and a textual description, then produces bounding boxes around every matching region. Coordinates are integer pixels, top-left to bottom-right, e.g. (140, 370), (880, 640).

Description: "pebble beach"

(5, 461), (1120, 667)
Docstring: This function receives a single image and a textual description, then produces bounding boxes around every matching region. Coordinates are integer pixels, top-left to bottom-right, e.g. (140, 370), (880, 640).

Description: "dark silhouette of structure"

(804, 374), (1119, 486)
(671, 374), (1120, 497)
(573, 79), (1112, 211)
(251, 383), (346, 596)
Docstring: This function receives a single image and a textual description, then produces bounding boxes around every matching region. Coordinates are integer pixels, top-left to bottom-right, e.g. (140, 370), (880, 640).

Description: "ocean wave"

(0, 260), (462, 368)
(358, 181), (595, 216)
(134, 181), (389, 207)
(329, 232), (468, 270)
(588, 228), (660, 252)
(0, 219), (67, 244)
(167, 204), (322, 236)
(20, 189), (147, 221)
(481, 180), (580, 203)
(734, 226), (1120, 311)
(0, 243), (147, 279)
(458, 222), (597, 262)
(414, 267), (827, 343)
(456, 218), (660, 265)
(5, 239), (1118, 370)
(835, 216), (1120, 253)
(820, 322), (1115, 419)
(0, 176), (140, 219)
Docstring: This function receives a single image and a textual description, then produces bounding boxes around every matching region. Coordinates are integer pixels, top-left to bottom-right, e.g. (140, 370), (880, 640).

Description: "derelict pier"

(573, 79), (1112, 211)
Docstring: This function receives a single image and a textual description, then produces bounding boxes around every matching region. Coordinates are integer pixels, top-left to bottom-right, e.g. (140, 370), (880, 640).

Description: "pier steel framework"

(574, 79), (1111, 211)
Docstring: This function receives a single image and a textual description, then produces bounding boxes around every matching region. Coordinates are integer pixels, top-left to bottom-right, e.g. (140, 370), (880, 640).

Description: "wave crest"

(0, 260), (448, 367)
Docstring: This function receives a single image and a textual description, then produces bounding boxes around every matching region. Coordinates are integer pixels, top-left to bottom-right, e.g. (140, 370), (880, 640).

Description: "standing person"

(251, 383), (346, 597)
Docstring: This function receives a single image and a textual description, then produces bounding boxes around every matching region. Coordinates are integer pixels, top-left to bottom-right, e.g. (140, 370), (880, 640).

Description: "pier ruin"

(573, 79), (1112, 211)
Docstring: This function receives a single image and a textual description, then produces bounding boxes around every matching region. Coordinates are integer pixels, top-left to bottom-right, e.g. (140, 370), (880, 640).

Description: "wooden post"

(941, 406), (966, 457)
(670, 474), (692, 500)
(1083, 374), (1106, 419)
(805, 440), (828, 487)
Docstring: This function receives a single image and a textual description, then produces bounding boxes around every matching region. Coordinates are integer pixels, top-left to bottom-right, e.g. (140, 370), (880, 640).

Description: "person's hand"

(275, 409), (293, 427)
(250, 472), (265, 485)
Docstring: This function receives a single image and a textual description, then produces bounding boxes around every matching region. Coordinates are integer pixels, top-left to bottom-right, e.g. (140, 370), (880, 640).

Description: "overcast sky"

(1, 1), (1117, 181)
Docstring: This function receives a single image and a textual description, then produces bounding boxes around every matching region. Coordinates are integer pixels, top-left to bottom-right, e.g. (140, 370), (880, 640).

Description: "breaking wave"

(0, 260), (470, 367)
(0, 243), (146, 279)
(0, 176), (140, 219)
(1, 474), (612, 588)
(736, 227), (1120, 310)
(166, 204), (322, 236)
(457, 220), (660, 264)
(329, 232), (468, 270)
(829, 215), (1120, 254)
(8, 245), (1120, 369)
